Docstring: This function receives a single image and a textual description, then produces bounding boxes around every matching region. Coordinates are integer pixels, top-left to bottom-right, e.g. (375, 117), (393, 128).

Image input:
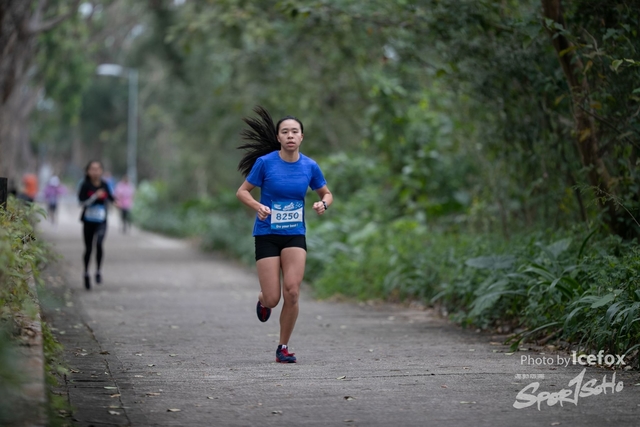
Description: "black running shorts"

(254, 234), (307, 261)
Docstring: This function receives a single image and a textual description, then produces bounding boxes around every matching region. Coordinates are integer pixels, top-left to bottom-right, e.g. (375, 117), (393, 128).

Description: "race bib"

(271, 201), (304, 230)
(85, 205), (106, 223)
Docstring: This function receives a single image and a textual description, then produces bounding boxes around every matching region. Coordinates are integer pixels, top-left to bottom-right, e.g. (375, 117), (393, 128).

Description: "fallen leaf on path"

(441, 385), (448, 388)
(207, 396), (214, 400)
(169, 354), (178, 357)
(468, 349), (475, 352)
(135, 353), (143, 356)
(134, 375), (144, 378)
(167, 408), (181, 412)
(551, 423), (560, 426)
(70, 369), (80, 373)
(147, 364), (155, 367)
(336, 376), (346, 380)
(462, 367), (470, 370)
(110, 394), (121, 398)
(100, 351), (110, 355)
(108, 411), (121, 415)
(344, 396), (356, 401)
(460, 401), (476, 404)
(108, 405), (120, 409)
(145, 392), (161, 396)
(104, 387), (118, 390)
(271, 410), (283, 415)
(505, 353), (514, 356)
(489, 342), (501, 345)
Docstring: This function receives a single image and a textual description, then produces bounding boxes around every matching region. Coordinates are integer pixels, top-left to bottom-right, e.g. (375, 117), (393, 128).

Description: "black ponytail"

(238, 106), (280, 177)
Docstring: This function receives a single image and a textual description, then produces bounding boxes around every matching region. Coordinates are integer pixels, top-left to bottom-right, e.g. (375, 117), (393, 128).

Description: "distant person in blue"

(236, 107), (333, 363)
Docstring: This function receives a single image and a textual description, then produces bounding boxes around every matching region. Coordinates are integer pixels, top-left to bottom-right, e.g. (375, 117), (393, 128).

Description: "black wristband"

(322, 201), (328, 210)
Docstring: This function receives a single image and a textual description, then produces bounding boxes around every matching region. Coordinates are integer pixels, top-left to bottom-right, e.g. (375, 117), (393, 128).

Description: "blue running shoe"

(276, 345), (296, 363)
(256, 301), (271, 322)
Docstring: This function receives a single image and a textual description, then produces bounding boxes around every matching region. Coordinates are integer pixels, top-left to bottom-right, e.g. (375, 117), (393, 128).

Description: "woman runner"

(78, 160), (115, 290)
(236, 107), (333, 363)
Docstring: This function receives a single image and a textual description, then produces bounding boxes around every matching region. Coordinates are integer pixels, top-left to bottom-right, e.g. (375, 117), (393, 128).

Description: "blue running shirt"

(246, 151), (327, 236)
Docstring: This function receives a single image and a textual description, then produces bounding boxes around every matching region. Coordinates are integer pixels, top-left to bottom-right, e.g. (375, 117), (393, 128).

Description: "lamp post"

(96, 64), (139, 186)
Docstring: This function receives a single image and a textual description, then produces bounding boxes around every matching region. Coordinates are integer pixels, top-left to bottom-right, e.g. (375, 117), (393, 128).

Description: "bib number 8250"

(275, 212), (300, 221)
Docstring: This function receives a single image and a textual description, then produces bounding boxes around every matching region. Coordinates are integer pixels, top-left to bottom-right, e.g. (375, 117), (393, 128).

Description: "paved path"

(39, 203), (640, 427)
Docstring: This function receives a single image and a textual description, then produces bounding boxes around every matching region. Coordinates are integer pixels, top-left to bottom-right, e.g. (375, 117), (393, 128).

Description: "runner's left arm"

(312, 186), (333, 215)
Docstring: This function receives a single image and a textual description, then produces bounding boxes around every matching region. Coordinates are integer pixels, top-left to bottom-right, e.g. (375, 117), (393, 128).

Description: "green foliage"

(42, 321), (73, 427)
(308, 202), (640, 364)
(0, 199), (48, 318)
(132, 181), (254, 263)
(0, 198), (49, 425)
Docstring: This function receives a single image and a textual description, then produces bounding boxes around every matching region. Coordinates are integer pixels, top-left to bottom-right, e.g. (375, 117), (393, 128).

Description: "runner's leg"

(95, 223), (107, 271)
(256, 257), (282, 308)
(278, 247), (306, 346)
(83, 223), (95, 273)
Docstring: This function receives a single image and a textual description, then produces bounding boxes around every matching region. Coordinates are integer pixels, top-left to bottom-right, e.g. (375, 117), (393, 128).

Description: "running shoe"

(95, 272), (102, 284)
(276, 345), (296, 363)
(84, 273), (91, 290)
(256, 301), (271, 322)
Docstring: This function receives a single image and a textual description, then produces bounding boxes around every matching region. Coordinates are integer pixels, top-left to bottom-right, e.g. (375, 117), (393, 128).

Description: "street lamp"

(96, 64), (139, 186)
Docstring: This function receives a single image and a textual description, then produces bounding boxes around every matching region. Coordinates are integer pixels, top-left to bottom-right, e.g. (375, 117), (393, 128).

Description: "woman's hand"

(257, 204), (271, 220)
(313, 201), (326, 215)
(95, 189), (106, 199)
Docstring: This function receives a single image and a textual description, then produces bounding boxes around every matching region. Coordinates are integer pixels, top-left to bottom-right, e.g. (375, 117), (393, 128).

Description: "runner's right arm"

(78, 182), (104, 207)
(236, 180), (271, 220)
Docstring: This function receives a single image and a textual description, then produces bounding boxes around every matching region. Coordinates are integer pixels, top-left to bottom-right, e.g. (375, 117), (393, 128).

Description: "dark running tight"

(83, 222), (107, 273)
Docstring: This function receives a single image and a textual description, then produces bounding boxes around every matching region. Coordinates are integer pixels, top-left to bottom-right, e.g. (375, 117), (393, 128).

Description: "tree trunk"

(0, 0), (80, 177)
(541, 0), (627, 237)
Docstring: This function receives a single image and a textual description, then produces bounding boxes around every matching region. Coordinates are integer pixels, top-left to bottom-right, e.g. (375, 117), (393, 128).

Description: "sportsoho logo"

(513, 351), (626, 410)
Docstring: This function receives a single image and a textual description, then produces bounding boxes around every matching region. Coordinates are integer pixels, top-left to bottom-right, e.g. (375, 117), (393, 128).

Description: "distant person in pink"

(114, 175), (135, 233)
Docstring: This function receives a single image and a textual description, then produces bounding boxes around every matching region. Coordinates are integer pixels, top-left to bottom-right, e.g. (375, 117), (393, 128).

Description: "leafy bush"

(132, 181), (254, 262)
(308, 211), (640, 366)
(0, 198), (49, 424)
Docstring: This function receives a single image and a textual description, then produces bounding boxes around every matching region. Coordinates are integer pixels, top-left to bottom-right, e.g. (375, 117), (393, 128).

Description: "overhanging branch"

(26, 0), (82, 35)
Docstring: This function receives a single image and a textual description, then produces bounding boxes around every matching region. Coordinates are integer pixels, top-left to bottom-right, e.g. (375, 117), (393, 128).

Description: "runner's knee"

(282, 282), (299, 305)
(262, 292), (280, 308)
